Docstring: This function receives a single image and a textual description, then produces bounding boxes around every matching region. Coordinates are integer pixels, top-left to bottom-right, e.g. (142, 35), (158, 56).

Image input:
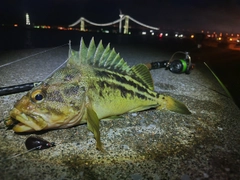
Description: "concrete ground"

(0, 42), (239, 180)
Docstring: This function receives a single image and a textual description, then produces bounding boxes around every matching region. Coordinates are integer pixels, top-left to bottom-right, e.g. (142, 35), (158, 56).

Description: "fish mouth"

(9, 108), (48, 132)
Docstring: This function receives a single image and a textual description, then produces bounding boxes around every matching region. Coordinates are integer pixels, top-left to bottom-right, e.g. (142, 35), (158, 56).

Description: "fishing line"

(5, 146), (42, 160)
(0, 42), (71, 96)
(0, 43), (68, 69)
(42, 40), (72, 81)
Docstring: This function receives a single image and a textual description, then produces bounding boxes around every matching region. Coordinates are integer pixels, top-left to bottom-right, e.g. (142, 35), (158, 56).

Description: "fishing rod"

(0, 51), (192, 96)
(2, 50), (231, 100)
(0, 82), (41, 96)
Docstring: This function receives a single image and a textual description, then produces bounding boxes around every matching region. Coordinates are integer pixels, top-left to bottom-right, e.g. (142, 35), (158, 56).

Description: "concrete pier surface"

(0, 41), (239, 180)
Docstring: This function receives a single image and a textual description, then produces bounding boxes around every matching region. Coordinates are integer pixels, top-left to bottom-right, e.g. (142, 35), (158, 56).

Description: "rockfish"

(6, 38), (190, 151)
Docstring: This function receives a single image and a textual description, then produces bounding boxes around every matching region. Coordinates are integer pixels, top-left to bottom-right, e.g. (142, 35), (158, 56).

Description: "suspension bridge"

(69, 13), (159, 34)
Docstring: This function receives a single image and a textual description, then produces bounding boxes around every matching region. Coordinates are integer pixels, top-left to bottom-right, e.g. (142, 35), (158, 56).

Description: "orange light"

(14, 24), (18, 27)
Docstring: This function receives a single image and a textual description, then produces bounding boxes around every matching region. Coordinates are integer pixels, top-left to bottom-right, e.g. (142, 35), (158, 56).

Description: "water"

(0, 27), (162, 51)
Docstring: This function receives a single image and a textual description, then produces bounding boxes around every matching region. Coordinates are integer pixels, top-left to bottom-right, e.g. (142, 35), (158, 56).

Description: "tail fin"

(157, 95), (191, 114)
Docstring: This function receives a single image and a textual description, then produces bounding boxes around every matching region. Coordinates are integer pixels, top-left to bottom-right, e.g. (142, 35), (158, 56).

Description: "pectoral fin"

(86, 105), (105, 152)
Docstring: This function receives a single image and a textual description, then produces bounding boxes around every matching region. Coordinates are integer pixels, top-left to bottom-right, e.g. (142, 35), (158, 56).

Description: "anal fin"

(86, 104), (105, 152)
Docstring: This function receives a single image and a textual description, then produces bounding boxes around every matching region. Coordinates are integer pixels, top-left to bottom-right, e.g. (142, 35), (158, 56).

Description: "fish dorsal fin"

(67, 38), (154, 89)
(67, 37), (131, 74)
(131, 64), (154, 90)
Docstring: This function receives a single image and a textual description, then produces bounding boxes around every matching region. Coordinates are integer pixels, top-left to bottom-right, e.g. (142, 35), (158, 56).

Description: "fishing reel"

(146, 51), (193, 74)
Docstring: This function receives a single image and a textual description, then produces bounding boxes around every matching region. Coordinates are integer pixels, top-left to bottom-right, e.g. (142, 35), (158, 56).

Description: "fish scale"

(6, 37), (191, 151)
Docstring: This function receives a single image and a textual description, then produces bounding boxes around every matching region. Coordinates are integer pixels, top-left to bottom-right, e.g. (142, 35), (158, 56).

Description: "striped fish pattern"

(6, 38), (190, 151)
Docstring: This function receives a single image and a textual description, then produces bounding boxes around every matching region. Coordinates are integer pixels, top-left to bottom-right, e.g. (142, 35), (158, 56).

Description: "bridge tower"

(119, 11), (124, 33)
(26, 13), (30, 26)
(124, 15), (129, 34)
(80, 17), (85, 31)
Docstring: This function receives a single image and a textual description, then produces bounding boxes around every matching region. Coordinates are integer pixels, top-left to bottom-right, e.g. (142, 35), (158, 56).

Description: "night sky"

(1, 0), (240, 32)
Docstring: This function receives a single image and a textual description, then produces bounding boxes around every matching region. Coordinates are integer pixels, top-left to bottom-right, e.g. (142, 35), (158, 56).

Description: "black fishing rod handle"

(150, 61), (168, 69)
(0, 82), (41, 96)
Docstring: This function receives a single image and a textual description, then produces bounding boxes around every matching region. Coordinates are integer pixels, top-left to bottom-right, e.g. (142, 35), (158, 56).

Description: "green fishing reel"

(166, 51), (192, 74)
(148, 51), (192, 74)
(166, 59), (191, 74)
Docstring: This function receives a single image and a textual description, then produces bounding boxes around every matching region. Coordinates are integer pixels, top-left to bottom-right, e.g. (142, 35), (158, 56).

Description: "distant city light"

(58, 27), (64, 30)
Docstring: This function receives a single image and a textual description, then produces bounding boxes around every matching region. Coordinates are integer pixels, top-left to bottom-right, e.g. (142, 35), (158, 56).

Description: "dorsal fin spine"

(93, 40), (104, 66)
(79, 37), (87, 64)
(87, 38), (96, 62)
(104, 48), (117, 68)
(110, 53), (121, 68)
(99, 43), (111, 67)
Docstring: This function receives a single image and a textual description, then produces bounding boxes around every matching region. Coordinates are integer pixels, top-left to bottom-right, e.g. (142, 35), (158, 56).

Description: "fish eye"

(31, 90), (45, 103)
(35, 94), (43, 101)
